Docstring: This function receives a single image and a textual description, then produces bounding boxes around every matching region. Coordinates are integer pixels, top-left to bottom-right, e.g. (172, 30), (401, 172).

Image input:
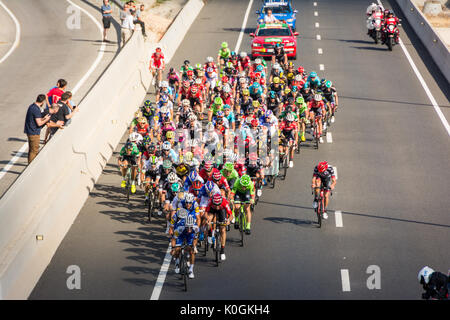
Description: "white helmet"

(418, 266), (434, 284)
(168, 172), (178, 183)
(240, 52), (247, 58)
(295, 74), (302, 81)
(182, 99), (190, 106)
(286, 113), (295, 122)
(223, 84), (231, 93)
(239, 71), (246, 78)
(192, 158), (200, 167)
(160, 105), (169, 114)
(239, 77), (246, 83)
(185, 193), (195, 203)
(314, 94), (322, 102)
(195, 78), (202, 84)
(206, 56), (214, 63)
(188, 113), (197, 121)
(177, 208), (188, 219)
(206, 122), (214, 132)
(273, 62), (280, 70)
(161, 81), (169, 88)
(129, 132), (141, 142)
(162, 141), (171, 150)
(255, 58), (262, 64)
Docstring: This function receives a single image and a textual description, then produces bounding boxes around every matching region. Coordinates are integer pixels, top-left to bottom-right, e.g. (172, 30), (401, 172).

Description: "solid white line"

(316, 34), (321, 40)
(314, 11), (318, 16)
(67, 0), (106, 95)
(313, 2), (317, 6)
(318, 48), (323, 54)
(376, 0), (450, 136)
(341, 269), (351, 291)
(0, 0), (21, 64)
(315, 22), (320, 28)
(335, 210), (343, 227)
(150, 245), (172, 300)
(319, 64), (324, 70)
(333, 166), (338, 179)
(326, 131), (332, 143)
(234, 0), (254, 53)
(0, 0), (106, 180)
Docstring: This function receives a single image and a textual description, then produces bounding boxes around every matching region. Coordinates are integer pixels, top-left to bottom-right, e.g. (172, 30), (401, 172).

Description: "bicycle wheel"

(147, 191), (153, 222)
(181, 252), (188, 292)
(283, 154), (288, 179)
(214, 227), (220, 266)
(126, 179), (130, 202)
(314, 122), (320, 149)
(316, 197), (322, 228)
(270, 175), (276, 189)
(239, 207), (245, 247)
(203, 231), (208, 256)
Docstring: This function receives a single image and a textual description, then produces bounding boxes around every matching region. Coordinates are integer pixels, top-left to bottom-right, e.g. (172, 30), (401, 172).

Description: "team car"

(256, 0), (298, 31)
(250, 23), (299, 60)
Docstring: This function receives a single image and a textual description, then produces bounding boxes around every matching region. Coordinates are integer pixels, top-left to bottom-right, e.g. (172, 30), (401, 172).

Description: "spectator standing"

(121, 8), (135, 48)
(135, 4), (147, 38)
(101, 0), (113, 42)
(24, 95), (51, 164)
(46, 79), (67, 107)
(120, 2), (130, 25)
(43, 104), (64, 141)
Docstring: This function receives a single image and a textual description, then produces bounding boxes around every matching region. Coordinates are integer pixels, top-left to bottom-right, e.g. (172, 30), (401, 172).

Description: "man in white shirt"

(121, 9), (135, 48)
(264, 9), (279, 24)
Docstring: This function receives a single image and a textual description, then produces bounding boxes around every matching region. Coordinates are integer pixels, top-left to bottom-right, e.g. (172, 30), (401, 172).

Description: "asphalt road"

(0, 0), (122, 197)
(30, 0), (450, 300)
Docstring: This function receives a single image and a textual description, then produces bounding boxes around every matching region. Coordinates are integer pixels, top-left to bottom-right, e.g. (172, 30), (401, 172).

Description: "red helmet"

(156, 47), (161, 53)
(222, 76), (229, 83)
(191, 85), (198, 93)
(260, 78), (265, 85)
(187, 70), (194, 76)
(212, 171), (222, 181)
(249, 71), (255, 79)
(192, 180), (203, 190)
(255, 72), (261, 78)
(212, 193), (222, 205)
(251, 119), (259, 127)
(249, 152), (258, 161)
(182, 80), (190, 87)
(204, 161), (213, 172)
(317, 161), (328, 173)
(297, 66), (304, 73)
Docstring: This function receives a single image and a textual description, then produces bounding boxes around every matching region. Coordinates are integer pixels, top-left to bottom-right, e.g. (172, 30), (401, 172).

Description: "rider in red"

(150, 47), (165, 87)
(209, 170), (230, 198)
(199, 160), (220, 181)
(205, 193), (232, 260)
(381, 10), (400, 44)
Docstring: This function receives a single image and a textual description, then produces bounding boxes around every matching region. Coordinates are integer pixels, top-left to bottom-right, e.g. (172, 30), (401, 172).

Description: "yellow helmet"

(166, 131), (175, 139)
(273, 77), (280, 84)
(284, 87), (291, 94)
(242, 89), (250, 96)
(138, 117), (147, 124)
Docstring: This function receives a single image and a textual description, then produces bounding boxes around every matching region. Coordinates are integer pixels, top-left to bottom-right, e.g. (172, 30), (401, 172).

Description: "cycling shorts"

(175, 230), (195, 247)
(120, 155), (137, 166)
(234, 190), (251, 203)
(207, 208), (227, 223)
(282, 130), (295, 141)
(310, 107), (323, 116)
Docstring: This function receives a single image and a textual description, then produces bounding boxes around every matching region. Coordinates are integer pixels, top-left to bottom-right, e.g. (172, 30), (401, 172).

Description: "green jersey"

(219, 48), (231, 59)
(232, 179), (255, 196)
(296, 102), (307, 115)
(221, 168), (239, 183)
(120, 142), (140, 157)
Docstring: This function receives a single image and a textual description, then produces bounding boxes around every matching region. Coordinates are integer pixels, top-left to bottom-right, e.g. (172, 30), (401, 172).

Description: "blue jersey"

(183, 175), (204, 192)
(306, 75), (321, 88)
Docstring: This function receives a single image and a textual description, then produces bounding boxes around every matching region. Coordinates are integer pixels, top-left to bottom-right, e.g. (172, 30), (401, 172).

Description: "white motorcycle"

(367, 17), (383, 44)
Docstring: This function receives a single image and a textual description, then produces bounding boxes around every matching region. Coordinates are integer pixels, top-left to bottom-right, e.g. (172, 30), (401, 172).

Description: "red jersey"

(136, 123), (150, 136)
(47, 87), (64, 105)
(199, 167), (220, 181)
(179, 87), (191, 100)
(206, 197), (232, 218)
(150, 52), (165, 68)
(220, 93), (233, 106)
(279, 120), (297, 132)
(234, 163), (247, 177)
(308, 100), (324, 109)
(238, 56), (251, 70)
(208, 176), (230, 191)
(384, 17), (399, 26)
(204, 62), (218, 73)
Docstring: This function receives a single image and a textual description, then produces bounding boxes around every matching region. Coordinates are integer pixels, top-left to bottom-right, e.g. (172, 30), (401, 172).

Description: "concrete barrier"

(0, 0), (204, 300)
(395, 0), (450, 84)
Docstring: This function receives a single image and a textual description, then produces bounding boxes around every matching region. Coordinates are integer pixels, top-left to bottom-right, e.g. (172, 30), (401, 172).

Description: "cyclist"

(209, 169), (231, 198)
(272, 43), (288, 70)
(308, 94), (325, 143)
(246, 152), (264, 197)
(141, 154), (161, 204)
(311, 161), (336, 220)
(183, 170), (204, 192)
(321, 80), (339, 123)
(278, 112), (298, 168)
(167, 67), (181, 95)
(296, 96), (308, 142)
(230, 174), (255, 234)
(169, 207), (200, 278)
(180, 59), (194, 80)
(238, 51), (251, 73)
(418, 266), (449, 300)
(118, 142), (141, 194)
(205, 193), (232, 261)
(217, 42), (231, 71)
(149, 47), (165, 88)
(306, 71), (321, 91)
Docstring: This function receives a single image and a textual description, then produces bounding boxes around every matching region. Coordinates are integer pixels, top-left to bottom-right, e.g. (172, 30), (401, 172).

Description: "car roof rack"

(263, 0), (291, 6)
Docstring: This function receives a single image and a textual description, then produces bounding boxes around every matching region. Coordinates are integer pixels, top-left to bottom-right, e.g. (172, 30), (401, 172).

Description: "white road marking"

(335, 210), (343, 227)
(333, 166), (338, 179)
(150, 245), (172, 300)
(0, 0), (106, 181)
(341, 269), (351, 291)
(314, 11), (318, 16)
(315, 22), (320, 28)
(319, 64), (324, 70)
(318, 48), (323, 54)
(376, 0), (450, 136)
(316, 34), (321, 40)
(326, 132), (332, 143)
(0, 0), (21, 64)
(234, 0), (254, 53)
(313, 2), (317, 6)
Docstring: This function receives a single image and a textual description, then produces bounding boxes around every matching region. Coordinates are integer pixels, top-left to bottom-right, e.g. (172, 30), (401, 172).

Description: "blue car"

(256, 0), (298, 31)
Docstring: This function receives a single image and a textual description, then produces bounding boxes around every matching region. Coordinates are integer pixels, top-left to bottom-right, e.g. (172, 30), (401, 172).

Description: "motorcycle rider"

(418, 266), (449, 300)
(367, 5), (384, 38)
(381, 10), (400, 44)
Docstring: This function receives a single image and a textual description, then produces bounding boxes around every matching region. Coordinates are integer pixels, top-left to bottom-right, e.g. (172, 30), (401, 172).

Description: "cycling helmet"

(310, 71), (317, 78)
(160, 95), (169, 103)
(284, 87), (291, 94)
(239, 77), (247, 84)
(212, 193), (222, 205)
(149, 155), (158, 166)
(168, 172), (178, 183)
(287, 72), (294, 80)
(205, 180), (215, 193)
(223, 104), (231, 110)
(314, 94), (322, 102)
(297, 66), (304, 74)
(325, 80), (332, 88)
(177, 208), (188, 219)
(256, 65), (263, 72)
(183, 59), (190, 65)
(192, 180), (203, 190)
(144, 99), (152, 107)
(182, 80), (190, 87)
(204, 160), (213, 172)
(188, 113), (197, 121)
(240, 52), (247, 58)
(185, 193), (195, 203)
(206, 122), (215, 132)
(186, 69), (194, 76)
(221, 42), (228, 48)
(296, 96), (305, 104)
(292, 85), (298, 92)
(273, 62), (280, 70)
(156, 47), (162, 53)
(260, 78), (266, 85)
(269, 91), (276, 99)
(252, 100), (260, 108)
(138, 116), (147, 124)
(418, 266), (434, 285)
(224, 162), (234, 171)
(286, 113), (295, 122)
(188, 170), (198, 183)
(212, 170), (222, 181)
(226, 62), (233, 69)
(265, 110), (273, 118)
(206, 56), (214, 63)
(295, 74), (302, 81)
(182, 99), (190, 106)
(161, 81), (169, 88)
(251, 119), (259, 127)
(223, 84), (231, 93)
(216, 111), (224, 118)
(240, 174), (251, 187)
(317, 161), (328, 173)
(214, 97), (223, 105)
(206, 67), (214, 73)
(125, 142), (134, 151)
(162, 141), (171, 151)
(255, 58), (262, 64)
(195, 63), (202, 69)
(242, 89), (250, 96)
(163, 159), (172, 169)
(129, 132), (140, 142)
(166, 131), (175, 139)
(195, 78), (202, 84)
(273, 77), (280, 84)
